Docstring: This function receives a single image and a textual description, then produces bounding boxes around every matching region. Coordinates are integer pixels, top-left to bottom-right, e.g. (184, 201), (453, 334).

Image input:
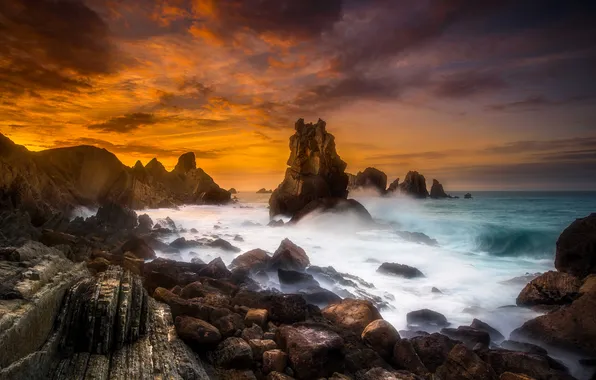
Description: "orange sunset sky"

(1, 0), (595, 190)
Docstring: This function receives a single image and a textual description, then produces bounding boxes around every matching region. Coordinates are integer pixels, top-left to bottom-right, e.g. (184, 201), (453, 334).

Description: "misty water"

(138, 191), (595, 339)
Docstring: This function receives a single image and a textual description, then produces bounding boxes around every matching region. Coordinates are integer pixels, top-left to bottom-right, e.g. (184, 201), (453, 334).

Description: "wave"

(472, 224), (555, 257)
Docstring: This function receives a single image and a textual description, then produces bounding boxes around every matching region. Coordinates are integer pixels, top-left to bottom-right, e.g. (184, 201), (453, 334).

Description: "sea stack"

(430, 179), (450, 199)
(269, 119), (349, 217)
(399, 171), (429, 198)
(352, 167), (388, 194)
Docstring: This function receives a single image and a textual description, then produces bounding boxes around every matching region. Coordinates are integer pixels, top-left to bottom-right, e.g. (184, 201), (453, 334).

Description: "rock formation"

(257, 188), (273, 194)
(269, 119), (349, 217)
(464, 193), (473, 199)
(430, 179), (450, 198)
(399, 171), (429, 198)
(555, 213), (596, 278)
(387, 178), (400, 193)
(0, 133), (230, 223)
(350, 167), (388, 194)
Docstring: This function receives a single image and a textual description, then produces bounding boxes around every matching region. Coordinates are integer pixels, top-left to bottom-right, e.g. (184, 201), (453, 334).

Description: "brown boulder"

(398, 171), (429, 199)
(500, 373), (536, 380)
(353, 167), (388, 193)
(269, 118), (349, 218)
(245, 308), (269, 328)
(268, 238), (310, 271)
(555, 213), (596, 278)
(470, 319), (505, 343)
(241, 324), (264, 341)
(174, 315), (221, 346)
(210, 337), (254, 369)
(249, 339), (277, 360)
(440, 326), (491, 349)
(392, 339), (429, 377)
(198, 257), (232, 279)
(213, 313), (245, 338)
(322, 299), (382, 335)
(361, 319), (401, 359)
(480, 349), (573, 380)
(435, 344), (497, 380)
(410, 333), (458, 372)
(262, 349), (288, 374)
(288, 197), (373, 224)
(265, 294), (308, 324)
(231, 249), (271, 271)
(276, 323), (344, 379)
(266, 372), (294, 380)
(378, 263), (425, 279)
(516, 271), (582, 307)
(359, 367), (420, 379)
(119, 236), (156, 259)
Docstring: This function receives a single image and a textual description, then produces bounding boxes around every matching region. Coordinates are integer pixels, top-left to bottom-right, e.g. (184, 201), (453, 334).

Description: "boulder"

(143, 258), (204, 293)
(137, 214), (153, 232)
(248, 339), (277, 360)
(119, 236), (156, 259)
(262, 349), (288, 374)
(265, 294), (308, 324)
(210, 337), (253, 369)
(276, 323), (344, 379)
(398, 171), (429, 198)
(479, 349), (573, 380)
(322, 299), (382, 335)
(440, 326), (491, 349)
(278, 269), (320, 290)
(266, 372), (294, 380)
(464, 193), (473, 199)
(229, 188), (238, 194)
(511, 290), (596, 356)
(430, 179), (450, 199)
(410, 333), (458, 372)
(361, 319), (401, 359)
(516, 271), (582, 307)
(241, 325), (264, 341)
(387, 178), (399, 193)
(268, 238), (310, 271)
(353, 167), (388, 193)
(407, 309), (449, 328)
(212, 313), (245, 338)
(395, 231), (438, 246)
(208, 238), (241, 252)
(269, 119), (349, 218)
(343, 347), (389, 374)
(470, 319), (505, 343)
(499, 373), (536, 380)
(378, 263), (425, 279)
(288, 197), (373, 224)
(198, 257), (232, 279)
(435, 344), (497, 380)
(392, 339), (429, 377)
(555, 213), (596, 278)
(358, 367), (419, 379)
(174, 315), (221, 347)
(245, 309), (269, 328)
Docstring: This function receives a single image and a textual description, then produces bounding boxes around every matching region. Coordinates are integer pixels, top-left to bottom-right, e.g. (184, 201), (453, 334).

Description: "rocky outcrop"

(464, 193), (473, 199)
(516, 271), (582, 307)
(398, 171), (429, 198)
(361, 319), (401, 359)
(269, 119), (349, 218)
(377, 263), (425, 278)
(555, 213), (596, 278)
(268, 238), (310, 272)
(257, 188), (273, 194)
(288, 197), (373, 224)
(407, 309), (449, 328)
(387, 178), (400, 193)
(322, 299), (382, 335)
(0, 133), (230, 223)
(351, 167), (388, 194)
(430, 179), (451, 199)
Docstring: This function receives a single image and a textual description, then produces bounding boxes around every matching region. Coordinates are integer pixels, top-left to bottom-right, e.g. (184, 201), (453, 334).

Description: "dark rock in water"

(277, 269), (319, 289)
(435, 344), (497, 380)
(234, 235), (244, 242)
(298, 286), (341, 307)
(399, 171), (429, 199)
(256, 188), (273, 194)
(430, 179), (451, 199)
(199, 257), (232, 279)
(343, 347), (389, 374)
(511, 288), (596, 356)
(97, 202), (138, 230)
(393, 339), (430, 377)
(395, 231), (439, 246)
(170, 237), (202, 250)
(440, 326), (491, 349)
(479, 349), (574, 380)
(190, 228), (198, 233)
(229, 188), (238, 194)
(231, 249), (271, 271)
(387, 178), (400, 193)
(143, 257), (205, 293)
(268, 238), (310, 272)
(322, 298), (382, 335)
(555, 213), (596, 278)
(516, 271), (582, 307)
(276, 323), (344, 379)
(119, 236), (156, 259)
(352, 167), (388, 193)
(307, 265), (374, 288)
(500, 340), (547, 355)
(209, 238), (241, 252)
(410, 333), (458, 372)
(269, 119), (349, 218)
(137, 213), (153, 232)
(268, 219), (284, 227)
(399, 330), (430, 339)
(464, 193), (473, 199)
(407, 309), (449, 328)
(289, 197), (373, 224)
(432, 287), (442, 294)
(377, 263), (425, 278)
(361, 319), (400, 359)
(263, 294), (308, 324)
(470, 319), (505, 343)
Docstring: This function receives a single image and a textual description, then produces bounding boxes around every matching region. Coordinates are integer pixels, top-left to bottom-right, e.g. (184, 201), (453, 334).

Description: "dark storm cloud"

(87, 113), (159, 133)
(0, 0), (118, 96)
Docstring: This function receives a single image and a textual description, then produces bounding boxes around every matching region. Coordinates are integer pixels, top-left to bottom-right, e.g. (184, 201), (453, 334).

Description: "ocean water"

(141, 190), (596, 339)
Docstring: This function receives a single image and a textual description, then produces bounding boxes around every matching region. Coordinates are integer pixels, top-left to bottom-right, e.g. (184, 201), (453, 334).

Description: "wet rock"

(441, 326), (491, 349)
(269, 118), (349, 218)
(265, 294), (308, 324)
(392, 339), (429, 377)
(289, 197), (373, 224)
(119, 236), (156, 259)
(249, 339), (277, 360)
(241, 325), (264, 341)
(555, 213), (596, 278)
(210, 337), (253, 369)
(516, 271), (582, 307)
(209, 238), (241, 252)
(213, 313), (245, 338)
(266, 372), (294, 380)
(407, 309), (449, 328)
(137, 214), (153, 232)
(96, 203), (138, 230)
(499, 373), (536, 380)
(143, 258), (205, 293)
(480, 349), (573, 380)
(499, 341), (547, 355)
(245, 309), (269, 328)
(169, 237), (201, 249)
(268, 238), (310, 272)
(387, 178), (400, 193)
(398, 171), (429, 199)
(322, 299), (382, 335)
(268, 219), (284, 227)
(344, 347), (389, 374)
(377, 263), (425, 279)
(435, 344), (497, 380)
(231, 249), (271, 272)
(395, 231), (438, 246)
(430, 179), (451, 199)
(216, 369), (258, 380)
(432, 287), (442, 293)
(361, 319), (401, 359)
(276, 323), (344, 379)
(307, 265), (374, 288)
(263, 349), (288, 374)
(299, 286), (342, 307)
(353, 167), (388, 193)
(470, 319), (505, 343)
(175, 315), (221, 347)
(358, 367), (420, 379)
(199, 257), (232, 279)
(278, 269), (319, 289)
(410, 333), (458, 372)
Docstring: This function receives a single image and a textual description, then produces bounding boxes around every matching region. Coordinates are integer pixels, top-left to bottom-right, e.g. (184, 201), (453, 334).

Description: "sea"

(135, 190), (595, 341)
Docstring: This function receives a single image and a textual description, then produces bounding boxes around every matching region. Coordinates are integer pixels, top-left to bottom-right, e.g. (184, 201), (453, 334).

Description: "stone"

(276, 323), (344, 379)
(344, 347), (388, 374)
(406, 309), (449, 328)
(499, 373), (536, 380)
(387, 178), (400, 193)
(209, 238), (241, 252)
(175, 315), (221, 346)
(358, 367), (419, 379)
(265, 294), (308, 324)
(499, 341), (547, 355)
(322, 299), (382, 335)
(245, 309), (269, 328)
(353, 167), (388, 193)
(119, 236), (156, 259)
(262, 349), (288, 374)
(198, 257), (232, 279)
(555, 213), (596, 278)
(430, 179), (451, 199)
(231, 249), (271, 271)
(440, 326), (491, 349)
(470, 319), (505, 343)
(392, 339), (429, 377)
(249, 339), (277, 360)
(361, 319), (401, 359)
(464, 193), (473, 199)
(479, 349), (573, 380)
(266, 372), (294, 380)
(278, 268), (320, 290)
(241, 325), (264, 341)
(377, 263), (425, 278)
(516, 271), (582, 307)
(288, 197), (373, 224)
(395, 231), (439, 246)
(269, 119), (349, 218)
(268, 238), (310, 271)
(213, 313), (245, 338)
(210, 337), (253, 369)
(410, 333), (458, 372)
(435, 344), (497, 380)
(143, 257), (204, 293)
(137, 214), (153, 232)
(398, 171), (429, 198)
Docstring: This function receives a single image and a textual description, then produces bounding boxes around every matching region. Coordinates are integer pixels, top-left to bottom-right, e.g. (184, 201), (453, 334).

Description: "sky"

(1, 0), (595, 191)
